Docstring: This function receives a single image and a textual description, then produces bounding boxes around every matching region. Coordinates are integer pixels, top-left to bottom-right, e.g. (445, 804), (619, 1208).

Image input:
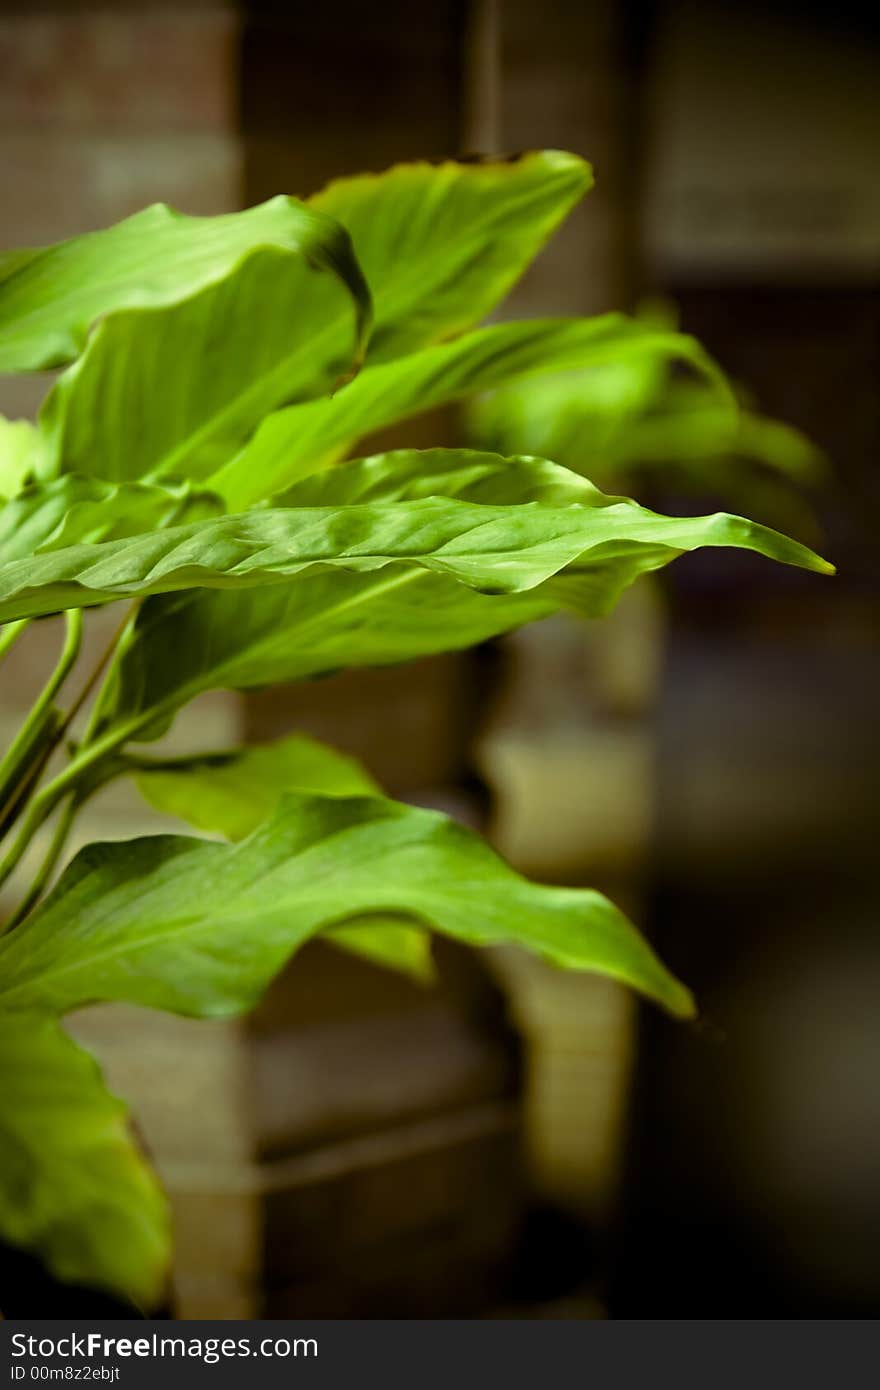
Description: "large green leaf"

(0, 475), (221, 565)
(0, 792), (694, 1017)
(0, 416), (45, 501)
(132, 732), (432, 982)
(0, 1011), (169, 1305)
(212, 314), (730, 509)
(310, 151), (592, 363)
(84, 448), (829, 741)
(0, 451), (830, 626)
(101, 572), (559, 745)
(0, 196), (370, 375)
(37, 241), (372, 488)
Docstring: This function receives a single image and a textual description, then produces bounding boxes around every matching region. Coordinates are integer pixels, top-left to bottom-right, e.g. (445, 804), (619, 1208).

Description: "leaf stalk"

(0, 610), (83, 828)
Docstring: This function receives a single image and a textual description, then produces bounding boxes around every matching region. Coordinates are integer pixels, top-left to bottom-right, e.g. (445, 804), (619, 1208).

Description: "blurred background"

(0, 0), (877, 1318)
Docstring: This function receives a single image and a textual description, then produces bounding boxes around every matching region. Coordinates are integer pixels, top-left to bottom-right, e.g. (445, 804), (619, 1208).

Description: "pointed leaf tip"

(0, 792), (691, 1020)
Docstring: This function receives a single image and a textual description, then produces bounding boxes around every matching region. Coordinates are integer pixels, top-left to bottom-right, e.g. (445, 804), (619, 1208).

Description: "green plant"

(467, 300), (826, 530)
(0, 151), (831, 1308)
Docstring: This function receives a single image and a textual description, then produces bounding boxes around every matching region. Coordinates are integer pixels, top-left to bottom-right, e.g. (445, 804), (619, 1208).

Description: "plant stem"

(0, 709), (150, 896)
(3, 794), (78, 930)
(0, 602), (146, 902)
(0, 610), (83, 824)
(1, 609), (146, 927)
(0, 619), (28, 665)
(0, 713), (62, 846)
(51, 604), (135, 749)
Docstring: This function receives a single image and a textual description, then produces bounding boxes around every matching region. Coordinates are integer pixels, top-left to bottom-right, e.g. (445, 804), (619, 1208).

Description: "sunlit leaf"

(0, 450), (830, 627)
(279, 445), (604, 507)
(0, 475), (222, 565)
(0, 793), (694, 1018)
(133, 733), (380, 841)
(0, 416), (45, 501)
(310, 151), (592, 364)
(213, 314), (729, 508)
(321, 917), (434, 983)
(0, 1011), (169, 1306)
(37, 241), (371, 488)
(131, 733), (432, 982)
(74, 449), (828, 742)
(0, 196), (370, 375)
(99, 571), (558, 745)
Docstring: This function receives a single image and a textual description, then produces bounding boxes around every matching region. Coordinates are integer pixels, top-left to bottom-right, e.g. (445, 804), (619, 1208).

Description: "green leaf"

(77, 448), (829, 742)
(279, 446), (605, 507)
(131, 733), (432, 981)
(309, 151), (592, 363)
(101, 573), (558, 746)
(322, 917), (434, 983)
(133, 733), (380, 841)
(606, 382), (825, 479)
(469, 365), (827, 538)
(37, 239), (372, 489)
(469, 356), (663, 469)
(468, 357), (824, 493)
(0, 1011), (169, 1306)
(0, 792), (694, 1018)
(0, 475), (222, 565)
(0, 196), (371, 375)
(0, 450), (831, 627)
(212, 314), (730, 509)
(0, 415), (45, 501)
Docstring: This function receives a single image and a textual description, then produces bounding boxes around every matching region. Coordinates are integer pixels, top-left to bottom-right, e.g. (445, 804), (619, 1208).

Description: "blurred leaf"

(0, 449), (830, 628)
(0, 196), (370, 375)
(468, 358), (681, 471)
(467, 335), (825, 511)
(0, 416), (45, 501)
(132, 733), (432, 982)
(0, 1011), (169, 1306)
(213, 314), (730, 508)
(310, 151), (592, 363)
(322, 917), (434, 983)
(0, 793), (694, 1017)
(618, 382), (825, 480)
